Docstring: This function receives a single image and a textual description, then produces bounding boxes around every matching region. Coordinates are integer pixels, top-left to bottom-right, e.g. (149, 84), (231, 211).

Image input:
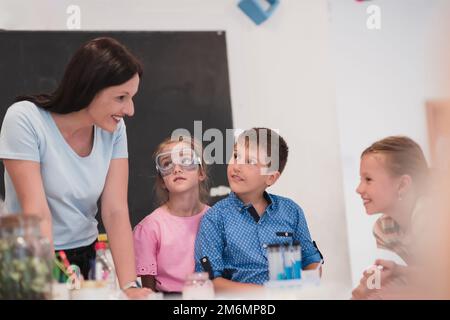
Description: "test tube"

(292, 242), (302, 279)
(283, 244), (294, 280)
(267, 244), (283, 281)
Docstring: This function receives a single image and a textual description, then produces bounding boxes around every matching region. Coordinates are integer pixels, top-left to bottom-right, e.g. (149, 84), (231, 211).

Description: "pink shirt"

(133, 205), (209, 292)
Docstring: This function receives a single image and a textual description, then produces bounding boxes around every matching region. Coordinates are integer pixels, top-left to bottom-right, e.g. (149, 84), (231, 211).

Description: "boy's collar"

(229, 191), (276, 214)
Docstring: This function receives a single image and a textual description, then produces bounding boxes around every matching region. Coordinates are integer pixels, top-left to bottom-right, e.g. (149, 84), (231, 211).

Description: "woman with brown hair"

(0, 37), (150, 298)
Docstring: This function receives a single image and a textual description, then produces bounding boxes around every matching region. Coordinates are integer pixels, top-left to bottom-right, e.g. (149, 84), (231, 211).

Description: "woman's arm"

(3, 159), (54, 250)
(100, 158), (150, 298)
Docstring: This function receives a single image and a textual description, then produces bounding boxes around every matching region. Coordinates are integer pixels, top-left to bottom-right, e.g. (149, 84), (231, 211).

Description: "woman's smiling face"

(86, 73), (140, 133)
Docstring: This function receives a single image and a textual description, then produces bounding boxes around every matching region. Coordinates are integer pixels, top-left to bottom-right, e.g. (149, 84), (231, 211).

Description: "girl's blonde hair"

(153, 135), (209, 206)
(361, 136), (429, 195)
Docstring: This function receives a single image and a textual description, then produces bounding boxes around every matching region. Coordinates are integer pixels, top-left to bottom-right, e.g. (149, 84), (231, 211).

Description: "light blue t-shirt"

(0, 101), (128, 250)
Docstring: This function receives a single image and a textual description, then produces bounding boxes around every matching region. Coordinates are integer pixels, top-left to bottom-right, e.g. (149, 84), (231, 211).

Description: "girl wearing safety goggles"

(133, 136), (210, 293)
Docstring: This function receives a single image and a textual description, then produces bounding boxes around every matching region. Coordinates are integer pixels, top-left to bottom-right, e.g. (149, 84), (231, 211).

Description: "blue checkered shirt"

(194, 192), (322, 284)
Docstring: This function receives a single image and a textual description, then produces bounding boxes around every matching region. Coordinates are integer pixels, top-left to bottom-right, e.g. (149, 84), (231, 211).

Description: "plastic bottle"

(89, 242), (117, 290)
(97, 234), (118, 289)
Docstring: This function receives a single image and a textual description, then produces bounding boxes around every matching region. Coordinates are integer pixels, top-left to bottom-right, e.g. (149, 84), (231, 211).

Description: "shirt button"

(262, 244), (268, 249)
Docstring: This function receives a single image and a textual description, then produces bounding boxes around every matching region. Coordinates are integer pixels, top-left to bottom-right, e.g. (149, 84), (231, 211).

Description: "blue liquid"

(293, 261), (302, 279)
(284, 266), (293, 280)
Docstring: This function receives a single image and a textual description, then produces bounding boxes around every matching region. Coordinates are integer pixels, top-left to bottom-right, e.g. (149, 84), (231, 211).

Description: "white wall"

(328, 0), (446, 285)
(0, 0), (352, 290)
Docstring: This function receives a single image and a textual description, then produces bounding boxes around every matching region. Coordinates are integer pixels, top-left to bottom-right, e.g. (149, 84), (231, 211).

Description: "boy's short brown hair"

(236, 127), (289, 174)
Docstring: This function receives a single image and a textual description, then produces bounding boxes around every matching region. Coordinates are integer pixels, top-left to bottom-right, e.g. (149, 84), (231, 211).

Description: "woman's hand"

(123, 287), (153, 299)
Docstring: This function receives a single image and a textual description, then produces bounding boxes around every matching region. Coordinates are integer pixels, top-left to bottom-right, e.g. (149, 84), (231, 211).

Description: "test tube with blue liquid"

(292, 242), (302, 279)
(283, 244), (294, 280)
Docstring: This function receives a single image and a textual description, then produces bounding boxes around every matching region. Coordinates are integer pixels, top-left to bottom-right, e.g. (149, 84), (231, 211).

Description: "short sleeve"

(194, 210), (225, 278)
(133, 222), (159, 276)
(292, 203), (322, 268)
(111, 119), (128, 159)
(0, 103), (41, 162)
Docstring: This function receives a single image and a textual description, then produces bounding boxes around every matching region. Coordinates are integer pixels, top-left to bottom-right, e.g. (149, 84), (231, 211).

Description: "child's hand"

(372, 259), (398, 282)
(123, 287), (153, 299)
(351, 273), (373, 300)
(352, 259), (399, 300)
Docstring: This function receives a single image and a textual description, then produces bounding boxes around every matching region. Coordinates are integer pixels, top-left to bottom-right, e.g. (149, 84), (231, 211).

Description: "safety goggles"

(155, 147), (202, 177)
